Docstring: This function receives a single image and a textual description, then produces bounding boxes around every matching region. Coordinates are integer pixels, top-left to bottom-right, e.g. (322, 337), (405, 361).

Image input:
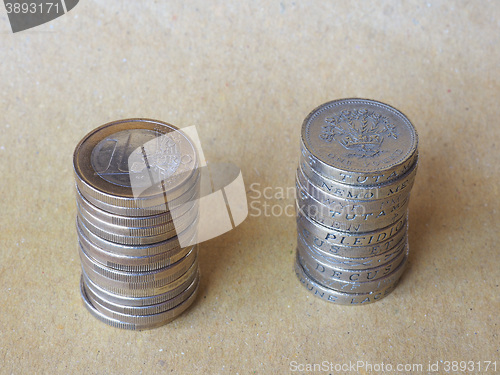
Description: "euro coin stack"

(295, 99), (418, 305)
(73, 119), (200, 329)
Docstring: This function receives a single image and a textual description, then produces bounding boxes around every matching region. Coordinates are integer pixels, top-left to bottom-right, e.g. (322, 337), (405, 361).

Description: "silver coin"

(296, 178), (410, 232)
(77, 222), (191, 272)
(76, 215), (196, 257)
(76, 185), (198, 226)
(297, 230), (407, 270)
(81, 257), (199, 298)
(298, 161), (418, 201)
(297, 217), (407, 258)
(300, 99), (418, 185)
(83, 272), (199, 316)
(296, 249), (408, 293)
(295, 191), (409, 233)
(82, 267), (199, 307)
(76, 194), (198, 238)
(77, 204), (198, 245)
(80, 274), (198, 330)
(296, 167), (412, 216)
(76, 196), (196, 237)
(78, 174), (200, 217)
(74, 119), (199, 209)
(294, 259), (400, 305)
(297, 239), (406, 283)
(79, 244), (197, 285)
(83, 276), (199, 325)
(297, 208), (407, 248)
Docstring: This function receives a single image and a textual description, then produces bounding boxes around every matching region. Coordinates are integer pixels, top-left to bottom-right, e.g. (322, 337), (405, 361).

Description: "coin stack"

(73, 119), (201, 329)
(295, 99), (418, 305)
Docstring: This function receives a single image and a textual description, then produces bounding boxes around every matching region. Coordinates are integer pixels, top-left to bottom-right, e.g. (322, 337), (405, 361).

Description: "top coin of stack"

(73, 119), (201, 329)
(294, 99), (418, 305)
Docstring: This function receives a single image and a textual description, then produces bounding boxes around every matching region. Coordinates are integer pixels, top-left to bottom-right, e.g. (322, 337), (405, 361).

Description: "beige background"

(0, 1), (498, 374)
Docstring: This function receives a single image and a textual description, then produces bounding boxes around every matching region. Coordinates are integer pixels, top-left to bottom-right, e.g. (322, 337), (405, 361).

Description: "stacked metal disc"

(73, 119), (200, 329)
(295, 99), (418, 305)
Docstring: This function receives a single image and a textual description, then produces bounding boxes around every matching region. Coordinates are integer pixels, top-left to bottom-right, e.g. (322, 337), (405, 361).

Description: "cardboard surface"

(0, 1), (498, 373)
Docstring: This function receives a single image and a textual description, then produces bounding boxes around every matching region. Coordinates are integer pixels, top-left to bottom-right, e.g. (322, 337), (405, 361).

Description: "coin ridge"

(299, 144), (419, 187)
(76, 172), (201, 217)
(84, 277), (199, 325)
(77, 224), (191, 272)
(79, 244), (197, 284)
(297, 240), (406, 283)
(83, 273), (199, 316)
(77, 207), (198, 245)
(295, 171), (412, 213)
(295, 197), (409, 234)
(81, 258), (199, 298)
(298, 161), (418, 202)
(82, 268), (199, 307)
(297, 218), (407, 258)
(74, 168), (200, 210)
(296, 250), (408, 294)
(76, 185), (198, 226)
(297, 208), (407, 248)
(76, 198), (198, 238)
(80, 274), (198, 330)
(295, 173), (411, 225)
(298, 231), (408, 269)
(76, 215), (195, 257)
(294, 259), (399, 305)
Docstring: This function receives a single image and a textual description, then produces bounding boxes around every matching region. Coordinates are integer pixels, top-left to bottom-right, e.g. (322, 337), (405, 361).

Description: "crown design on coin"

(320, 109), (397, 157)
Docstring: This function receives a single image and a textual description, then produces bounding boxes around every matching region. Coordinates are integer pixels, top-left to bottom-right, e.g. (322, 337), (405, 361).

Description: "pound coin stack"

(73, 119), (200, 329)
(295, 99), (418, 305)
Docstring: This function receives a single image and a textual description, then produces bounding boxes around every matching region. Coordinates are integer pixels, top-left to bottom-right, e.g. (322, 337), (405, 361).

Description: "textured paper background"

(0, 1), (498, 374)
